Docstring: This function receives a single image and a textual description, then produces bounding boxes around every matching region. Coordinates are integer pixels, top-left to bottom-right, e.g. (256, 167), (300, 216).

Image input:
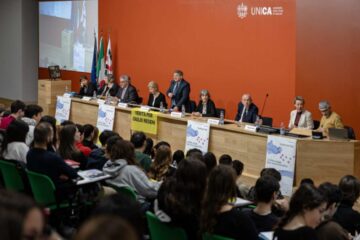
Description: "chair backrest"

(261, 116), (273, 127)
(313, 120), (320, 130)
(203, 232), (234, 240)
(112, 185), (137, 201)
(345, 125), (356, 140)
(189, 100), (197, 113)
(26, 170), (57, 206)
(216, 108), (226, 118)
(0, 160), (25, 192)
(146, 211), (187, 240)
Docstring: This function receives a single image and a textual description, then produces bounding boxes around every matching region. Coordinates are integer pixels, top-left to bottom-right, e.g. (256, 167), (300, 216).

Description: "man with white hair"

(318, 100), (344, 133)
(235, 94), (259, 123)
(115, 74), (139, 103)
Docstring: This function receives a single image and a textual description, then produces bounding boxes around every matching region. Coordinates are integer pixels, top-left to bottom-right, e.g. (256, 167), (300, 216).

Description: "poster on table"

(265, 135), (297, 196)
(55, 96), (71, 124)
(96, 104), (115, 132)
(184, 120), (210, 154)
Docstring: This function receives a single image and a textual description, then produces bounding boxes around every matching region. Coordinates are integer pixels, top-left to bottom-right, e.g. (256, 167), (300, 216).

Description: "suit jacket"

(79, 82), (96, 97)
(115, 84), (139, 103)
(234, 102), (259, 123)
(288, 110), (314, 129)
(166, 79), (190, 111)
(195, 99), (217, 117)
(98, 83), (119, 97)
(147, 92), (167, 108)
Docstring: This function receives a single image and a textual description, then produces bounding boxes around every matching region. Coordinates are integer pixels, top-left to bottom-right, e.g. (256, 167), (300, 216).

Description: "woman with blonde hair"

(147, 81), (167, 108)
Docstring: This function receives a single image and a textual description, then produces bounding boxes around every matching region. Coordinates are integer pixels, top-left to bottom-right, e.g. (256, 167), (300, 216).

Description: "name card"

(63, 93), (71, 98)
(97, 99), (105, 105)
(171, 112), (184, 118)
(140, 106), (151, 112)
(82, 96), (91, 101)
(244, 125), (258, 132)
(118, 102), (128, 108)
(207, 119), (220, 125)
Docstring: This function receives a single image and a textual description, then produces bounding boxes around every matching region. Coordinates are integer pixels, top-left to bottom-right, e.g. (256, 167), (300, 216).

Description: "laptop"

(328, 128), (349, 140)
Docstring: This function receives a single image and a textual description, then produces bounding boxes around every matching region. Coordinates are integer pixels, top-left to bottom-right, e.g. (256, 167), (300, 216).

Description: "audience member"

(39, 115), (57, 152)
(186, 148), (203, 161)
(300, 178), (315, 186)
(172, 149), (185, 168)
(22, 104), (43, 145)
(143, 137), (154, 157)
(148, 145), (174, 181)
(219, 154), (232, 165)
(75, 124), (92, 156)
(0, 100), (26, 130)
(232, 160), (248, 198)
(82, 124), (98, 150)
(201, 165), (258, 239)
(203, 152), (217, 175)
(130, 132), (152, 172)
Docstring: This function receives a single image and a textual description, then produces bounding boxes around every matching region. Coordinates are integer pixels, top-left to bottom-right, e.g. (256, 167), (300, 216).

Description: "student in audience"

(103, 139), (160, 204)
(152, 141), (171, 159)
(98, 74), (119, 97)
(148, 145), (174, 181)
(300, 178), (315, 186)
(147, 81), (167, 108)
(172, 149), (184, 168)
(157, 159), (207, 240)
(192, 89), (217, 117)
(186, 148), (203, 161)
(0, 100), (26, 130)
(39, 115), (57, 152)
(130, 132), (152, 172)
(316, 182), (349, 240)
(87, 131), (121, 170)
(143, 137), (154, 157)
(75, 215), (138, 240)
(200, 165), (258, 240)
(58, 124), (88, 169)
(232, 160), (248, 198)
(22, 104), (43, 145)
(273, 184), (326, 240)
(247, 168), (283, 201)
(92, 193), (144, 239)
(243, 176), (280, 233)
(219, 154), (232, 165)
(75, 124), (92, 156)
(27, 122), (77, 188)
(82, 124), (98, 150)
(333, 175), (360, 235)
(1, 119), (29, 163)
(203, 152), (217, 175)
(0, 207), (22, 240)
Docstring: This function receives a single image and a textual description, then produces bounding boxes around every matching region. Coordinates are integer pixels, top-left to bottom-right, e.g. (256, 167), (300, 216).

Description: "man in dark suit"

(166, 70), (190, 112)
(235, 94), (259, 123)
(79, 76), (96, 97)
(115, 74), (139, 103)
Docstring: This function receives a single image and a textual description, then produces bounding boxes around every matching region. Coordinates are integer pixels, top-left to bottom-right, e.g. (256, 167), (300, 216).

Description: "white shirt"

(4, 142), (29, 164)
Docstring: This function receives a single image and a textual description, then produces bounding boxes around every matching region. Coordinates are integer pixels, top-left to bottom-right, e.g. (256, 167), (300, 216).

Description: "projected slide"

(39, 0), (98, 73)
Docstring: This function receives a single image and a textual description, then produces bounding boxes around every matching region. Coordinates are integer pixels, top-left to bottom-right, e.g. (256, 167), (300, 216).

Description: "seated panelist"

(79, 76), (96, 97)
(288, 96), (314, 129)
(115, 75), (139, 104)
(147, 81), (167, 108)
(192, 89), (217, 117)
(234, 94), (258, 123)
(317, 100), (344, 134)
(166, 70), (190, 112)
(98, 74), (119, 97)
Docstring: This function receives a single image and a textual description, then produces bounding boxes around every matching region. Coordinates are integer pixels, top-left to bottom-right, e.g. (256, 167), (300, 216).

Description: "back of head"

(203, 152), (217, 174)
(338, 175), (360, 205)
(5, 119), (29, 144)
(0, 190), (38, 218)
(58, 124), (77, 159)
(130, 132), (146, 149)
(143, 137), (154, 156)
(24, 104), (43, 119)
(75, 216), (138, 240)
(186, 148), (202, 158)
(232, 160), (244, 177)
(60, 120), (74, 126)
(0, 207), (23, 240)
(254, 176), (280, 203)
(154, 145), (172, 165)
(260, 168), (282, 182)
(219, 154), (232, 165)
(99, 130), (120, 146)
(39, 115), (57, 144)
(10, 100), (26, 114)
(172, 150), (185, 165)
(318, 182), (342, 209)
(186, 149), (204, 162)
(34, 122), (52, 145)
(154, 141), (171, 150)
(107, 139), (136, 165)
(300, 178), (314, 186)
(83, 124), (95, 140)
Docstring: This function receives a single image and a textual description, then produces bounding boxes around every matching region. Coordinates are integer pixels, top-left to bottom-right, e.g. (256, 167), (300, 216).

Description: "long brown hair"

(106, 139), (137, 165)
(148, 145), (172, 181)
(58, 124), (79, 159)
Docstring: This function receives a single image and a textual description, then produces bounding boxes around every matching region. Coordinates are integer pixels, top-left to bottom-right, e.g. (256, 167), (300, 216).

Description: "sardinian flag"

(105, 36), (112, 75)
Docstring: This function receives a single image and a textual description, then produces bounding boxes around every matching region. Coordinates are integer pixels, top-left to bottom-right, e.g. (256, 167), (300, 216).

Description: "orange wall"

(296, 0), (360, 138)
(40, 0), (296, 126)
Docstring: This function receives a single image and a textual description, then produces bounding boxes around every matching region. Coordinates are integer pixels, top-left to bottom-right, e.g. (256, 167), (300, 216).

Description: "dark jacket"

(116, 84), (139, 103)
(166, 79), (190, 111)
(97, 83), (119, 97)
(195, 99), (217, 117)
(333, 202), (360, 235)
(147, 92), (167, 108)
(79, 82), (97, 97)
(234, 102), (259, 123)
(87, 148), (108, 170)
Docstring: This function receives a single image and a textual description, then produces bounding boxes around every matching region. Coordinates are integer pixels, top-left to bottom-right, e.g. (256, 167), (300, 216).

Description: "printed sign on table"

(265, 135), (297, 196)
(185, 120), (210, 154)
(55, 96), (71, 124)
(96, 104), (115, 132)
(131, 108), (159, 135)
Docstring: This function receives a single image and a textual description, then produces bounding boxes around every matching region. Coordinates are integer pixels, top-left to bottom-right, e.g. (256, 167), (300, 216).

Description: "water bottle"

(159, 101), (165, 113)
(255, 115), (261, 128)
(181, 104), (186, 116)
(280, 122), (286, 135)
(219, 110), (224, 125)
(64, 85), (68, 93)
(93, 90), (97, 99)
(105, 95), (111, 104)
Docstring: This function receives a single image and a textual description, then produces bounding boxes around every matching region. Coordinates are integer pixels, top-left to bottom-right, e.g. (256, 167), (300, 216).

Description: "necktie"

(173, 82), (179, 95)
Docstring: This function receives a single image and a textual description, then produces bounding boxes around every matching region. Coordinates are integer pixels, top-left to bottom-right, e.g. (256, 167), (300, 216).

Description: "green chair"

(26, 170), (70, 210)
(110, 184), (137, 201)
(203, 233), (234, 240)
(0, 160), (25, 192)
(146, 211), (187, 240)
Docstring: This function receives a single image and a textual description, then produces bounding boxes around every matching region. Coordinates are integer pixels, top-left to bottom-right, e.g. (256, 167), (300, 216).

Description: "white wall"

(0, 0), (38, 102)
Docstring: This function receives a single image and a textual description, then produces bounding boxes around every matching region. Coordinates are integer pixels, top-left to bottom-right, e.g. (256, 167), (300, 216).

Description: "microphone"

(260, 93), (269, 117)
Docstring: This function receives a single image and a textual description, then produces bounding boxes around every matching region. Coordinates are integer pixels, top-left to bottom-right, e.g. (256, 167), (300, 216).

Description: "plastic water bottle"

(280, 122), (286, 135)
(219, 110), (224, 125)
(255, 115), (261, 128)
(181, 105), (186, 116)
(93, 90), (97, 99)
(160, 101), (165, 113)
(64, 85), (68, 93)
(105, 95), (111, 104)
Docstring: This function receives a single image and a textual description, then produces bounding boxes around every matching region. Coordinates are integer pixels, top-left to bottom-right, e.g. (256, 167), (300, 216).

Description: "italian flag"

(96, 36), (106, 87)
